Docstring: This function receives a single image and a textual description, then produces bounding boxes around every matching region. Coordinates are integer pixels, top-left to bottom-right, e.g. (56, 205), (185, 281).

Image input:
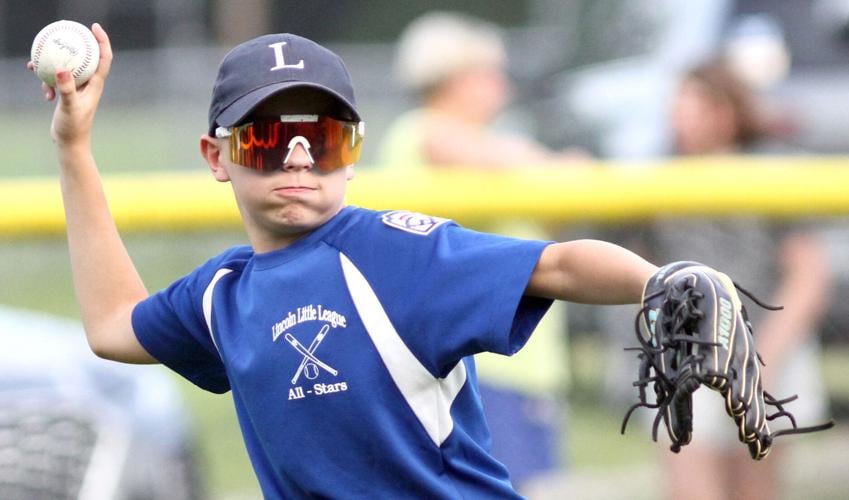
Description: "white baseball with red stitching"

(30, 20), (99, 88)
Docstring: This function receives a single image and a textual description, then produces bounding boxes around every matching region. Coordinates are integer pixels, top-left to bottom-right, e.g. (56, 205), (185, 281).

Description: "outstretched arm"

(35, 24), (154, 363)
(526, 239), (657, 304)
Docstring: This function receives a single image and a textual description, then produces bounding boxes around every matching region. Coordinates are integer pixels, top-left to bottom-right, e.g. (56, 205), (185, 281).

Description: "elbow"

(84, 323), (125, 361)
(86, 334), (114, 360)
(79, 302), (142, 362)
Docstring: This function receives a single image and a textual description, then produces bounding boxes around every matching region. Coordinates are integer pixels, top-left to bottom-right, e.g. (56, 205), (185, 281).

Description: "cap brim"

(214, 82), (361, 132)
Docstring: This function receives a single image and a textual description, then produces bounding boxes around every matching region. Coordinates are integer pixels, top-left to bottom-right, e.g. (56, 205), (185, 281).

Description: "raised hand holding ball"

(30, 20), (99, 88)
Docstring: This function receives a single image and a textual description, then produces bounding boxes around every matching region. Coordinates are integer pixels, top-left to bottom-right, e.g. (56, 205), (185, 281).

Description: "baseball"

(30, 20), (99, 88)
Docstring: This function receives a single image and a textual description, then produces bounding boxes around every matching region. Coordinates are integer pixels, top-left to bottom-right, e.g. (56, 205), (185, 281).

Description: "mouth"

(274, 186), (317, 195)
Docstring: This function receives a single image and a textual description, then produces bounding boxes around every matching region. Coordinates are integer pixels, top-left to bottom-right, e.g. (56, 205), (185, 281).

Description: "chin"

(274, 206), (326, 230)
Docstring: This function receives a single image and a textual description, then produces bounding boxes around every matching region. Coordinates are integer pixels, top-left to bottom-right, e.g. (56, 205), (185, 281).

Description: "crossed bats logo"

(284, 324), (337, 385)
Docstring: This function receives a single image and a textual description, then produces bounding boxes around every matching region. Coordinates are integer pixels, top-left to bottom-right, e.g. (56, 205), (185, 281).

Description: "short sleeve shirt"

(132, 206), (552, 499)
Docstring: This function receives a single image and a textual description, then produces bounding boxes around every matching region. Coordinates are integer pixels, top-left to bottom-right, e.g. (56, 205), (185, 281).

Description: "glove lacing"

(621, 281), (834, 455)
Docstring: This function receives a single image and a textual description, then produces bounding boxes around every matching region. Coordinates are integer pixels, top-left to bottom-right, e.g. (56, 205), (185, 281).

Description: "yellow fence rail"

(2, 156), (848, 236)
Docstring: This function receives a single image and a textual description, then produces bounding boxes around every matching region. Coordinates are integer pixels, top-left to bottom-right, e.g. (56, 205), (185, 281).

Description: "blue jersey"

(133, 206), (553, 499)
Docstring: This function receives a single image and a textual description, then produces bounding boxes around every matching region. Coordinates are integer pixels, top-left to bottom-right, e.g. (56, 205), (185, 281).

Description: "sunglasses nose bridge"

(282, 136), (316, 171)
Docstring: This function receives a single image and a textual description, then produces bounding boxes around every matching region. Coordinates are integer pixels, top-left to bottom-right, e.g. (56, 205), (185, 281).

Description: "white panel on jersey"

(202, 268), (233, 358)
(339, 253), (467, 446)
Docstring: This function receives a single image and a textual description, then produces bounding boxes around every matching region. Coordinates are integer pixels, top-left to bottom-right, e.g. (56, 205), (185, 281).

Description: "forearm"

(527, 239), (658, 304)
(37, 26), (153, 363)
(58, 144), (149, 356)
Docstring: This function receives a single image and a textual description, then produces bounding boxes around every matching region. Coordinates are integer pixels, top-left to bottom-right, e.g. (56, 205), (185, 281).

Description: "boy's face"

(202, 88), (357, 252)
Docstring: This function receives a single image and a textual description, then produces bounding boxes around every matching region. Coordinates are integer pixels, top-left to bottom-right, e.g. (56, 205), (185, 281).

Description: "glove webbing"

(621, 282), (834, 456)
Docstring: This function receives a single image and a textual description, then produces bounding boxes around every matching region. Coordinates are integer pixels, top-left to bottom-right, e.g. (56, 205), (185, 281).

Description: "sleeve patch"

(381, 210), (449, 236)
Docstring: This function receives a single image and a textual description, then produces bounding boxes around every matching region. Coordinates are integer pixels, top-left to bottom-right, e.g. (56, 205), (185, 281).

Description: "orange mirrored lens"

(227, 117), (363, 172)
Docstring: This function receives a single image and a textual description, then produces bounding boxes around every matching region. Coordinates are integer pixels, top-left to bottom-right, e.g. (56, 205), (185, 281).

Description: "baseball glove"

(620, 261), (834, 460)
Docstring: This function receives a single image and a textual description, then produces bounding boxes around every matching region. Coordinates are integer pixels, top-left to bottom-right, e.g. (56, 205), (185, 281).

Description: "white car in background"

(0, 306), (204, 500)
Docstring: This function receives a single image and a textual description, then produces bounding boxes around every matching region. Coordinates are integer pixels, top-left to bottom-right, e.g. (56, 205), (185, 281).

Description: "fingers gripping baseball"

(91, 23), (113, 81)
(49, 23), (113, 147)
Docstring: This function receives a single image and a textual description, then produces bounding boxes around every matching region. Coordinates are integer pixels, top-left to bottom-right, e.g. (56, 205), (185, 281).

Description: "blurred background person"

(377, 11), (587, 493)
(647, 58), (831, 500)
(378, 11), (587, 170)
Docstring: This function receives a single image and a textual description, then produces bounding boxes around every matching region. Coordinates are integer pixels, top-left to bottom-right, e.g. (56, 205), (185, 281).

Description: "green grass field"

(3, 107), (204, 177)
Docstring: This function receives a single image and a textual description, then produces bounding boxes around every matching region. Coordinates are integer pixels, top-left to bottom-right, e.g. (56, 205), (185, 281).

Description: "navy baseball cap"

(208, 33), (360, 136)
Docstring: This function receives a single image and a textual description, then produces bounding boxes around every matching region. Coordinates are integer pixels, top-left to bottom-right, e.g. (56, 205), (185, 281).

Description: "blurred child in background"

(651, 58), (831, 500)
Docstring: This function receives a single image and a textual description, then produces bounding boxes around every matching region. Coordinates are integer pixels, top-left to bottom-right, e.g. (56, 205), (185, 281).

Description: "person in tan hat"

(379, 11), (585, 170)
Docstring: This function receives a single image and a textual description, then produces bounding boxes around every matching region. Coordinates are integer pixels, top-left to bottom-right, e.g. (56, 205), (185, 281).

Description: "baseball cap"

(208, 33), (360, 136)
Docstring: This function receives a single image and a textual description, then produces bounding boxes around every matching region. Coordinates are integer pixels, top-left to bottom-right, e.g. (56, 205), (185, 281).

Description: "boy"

(38, 25), (658, 498)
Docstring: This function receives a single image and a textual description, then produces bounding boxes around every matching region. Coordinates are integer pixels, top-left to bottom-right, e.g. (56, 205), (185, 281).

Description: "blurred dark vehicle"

(0, 306), (204, 500)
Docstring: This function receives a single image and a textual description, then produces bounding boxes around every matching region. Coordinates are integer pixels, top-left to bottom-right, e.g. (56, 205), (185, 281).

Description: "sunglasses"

(215, 115), (364, 172)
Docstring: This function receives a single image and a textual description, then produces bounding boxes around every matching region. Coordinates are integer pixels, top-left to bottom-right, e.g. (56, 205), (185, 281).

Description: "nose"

(282, 138), (315, 172)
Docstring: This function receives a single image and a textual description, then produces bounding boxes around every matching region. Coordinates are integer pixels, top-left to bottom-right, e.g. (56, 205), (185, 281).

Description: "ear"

(345, 165), (355, 181)
(200, 135), (231, 182)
